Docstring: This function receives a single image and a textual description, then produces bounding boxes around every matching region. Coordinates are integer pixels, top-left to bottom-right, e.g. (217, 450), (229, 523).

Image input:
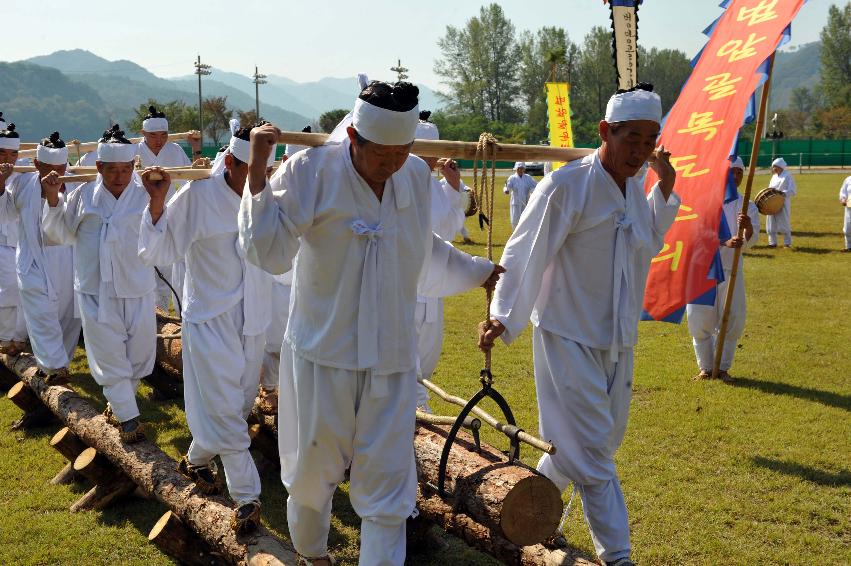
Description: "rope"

(472, 133), (498, 376)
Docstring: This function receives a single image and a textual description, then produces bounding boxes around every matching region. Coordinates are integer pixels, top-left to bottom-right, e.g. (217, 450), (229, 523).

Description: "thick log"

(155, 318), (183, 379)
(415, 423), (563, 547)
(7, 379), (58, 429)
(148, 510), (225, 566)
(49, 427), (87, 485)
(74, 447), (123, 484)
(0, 360), (17, 391)
(70, 447), (138, 511)
(416, 492), (595, 566)
(248, 423), (280, 470)
(0, 353), (298, 565)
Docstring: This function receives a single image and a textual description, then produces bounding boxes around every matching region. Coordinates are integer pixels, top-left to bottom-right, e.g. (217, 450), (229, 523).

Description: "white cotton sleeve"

(418, 233), (493, 298)
(238, 182), (302, 276)
(42, 191), (78, 245)
(646, 182), (681, 242)
(490, 184), (576, 344)
(138, 187), (196, 267)
(0, 188), (18, 224)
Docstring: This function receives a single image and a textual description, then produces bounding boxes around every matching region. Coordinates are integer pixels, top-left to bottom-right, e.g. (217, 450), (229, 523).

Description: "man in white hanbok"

(137, 106), (201, 311)
(479, 86), (679, 566)
(0, 121), (28, 355)
(239, 80), (502, 566)
(765, 157), (796, 248)
(139, 125), (274, 533)
(838, 174), (851, 251)
(43, 127), (155, 442)
(0, 132), (80, 384)
(412, 114), (469, 410)
(503, 161), (538, 228)
(686, 156), (758, 383)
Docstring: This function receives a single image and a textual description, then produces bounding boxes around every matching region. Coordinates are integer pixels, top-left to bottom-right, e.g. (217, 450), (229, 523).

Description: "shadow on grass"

(752, 456), (851, 487)
(742, 251), (776, 259)
(788, 246), (834, 255)
(732, 377), (850, 412)
(792, 230), (835, 238)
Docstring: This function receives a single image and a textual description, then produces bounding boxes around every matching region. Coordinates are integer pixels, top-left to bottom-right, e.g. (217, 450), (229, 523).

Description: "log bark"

(148, 510), (226, 566)
(155, 318), (183, 379)
(415, 423), (563, 547)
(7, 379), (58, 429)
(70, 447), (138, 511)
(0, 353), (298, 566)
(416, 492), (595, 566)
(49, 427), (87, 485)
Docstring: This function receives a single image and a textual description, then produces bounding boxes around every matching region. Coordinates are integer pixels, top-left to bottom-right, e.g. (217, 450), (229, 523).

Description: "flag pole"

(711, 52), (776, 381)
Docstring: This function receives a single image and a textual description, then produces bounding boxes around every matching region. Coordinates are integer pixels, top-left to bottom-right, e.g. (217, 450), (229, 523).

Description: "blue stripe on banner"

(690, 286), (717, 306)
(609, 0), (642, 6)
(719, 208), (732, 243)
(724, 165), (740, 204)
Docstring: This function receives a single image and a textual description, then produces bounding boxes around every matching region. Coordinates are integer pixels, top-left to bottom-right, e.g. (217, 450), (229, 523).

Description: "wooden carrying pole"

(711, 53), (776, 380)
(276, 131), (593, 162)
(17, 131), (201, 159)
(54, 167), (211, 184)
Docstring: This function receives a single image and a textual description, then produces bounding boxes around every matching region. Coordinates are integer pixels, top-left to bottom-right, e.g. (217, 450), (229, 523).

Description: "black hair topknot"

(358, 80), (419, 113)
(145, 105), (167, 119)
(615, 82), (654, 95)
(234, 121), (270, 142)
(301, 125), (312, 133)
(419, 110), (432, 122)
(41, 132), (66, 149)
(0, 123), (19, 139)
(99, 124), (132, 144)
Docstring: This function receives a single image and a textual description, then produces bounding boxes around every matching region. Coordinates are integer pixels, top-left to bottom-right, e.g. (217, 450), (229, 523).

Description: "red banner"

(643, 0), (805, 320)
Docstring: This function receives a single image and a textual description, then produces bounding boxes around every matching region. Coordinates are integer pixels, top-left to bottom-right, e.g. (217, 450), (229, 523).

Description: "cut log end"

(499, 474), (563, 547)
(8, 380), (40, 412)
(148, 509), (225, 565)
(50, 426), (87, 461)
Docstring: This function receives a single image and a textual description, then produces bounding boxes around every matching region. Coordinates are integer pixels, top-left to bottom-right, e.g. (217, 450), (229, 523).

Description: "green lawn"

(1, 172), (849, 565)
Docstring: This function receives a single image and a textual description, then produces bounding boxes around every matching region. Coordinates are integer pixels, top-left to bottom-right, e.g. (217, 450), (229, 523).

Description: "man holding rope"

(478, 85), (679, 566)
(239, 79), (502, 565)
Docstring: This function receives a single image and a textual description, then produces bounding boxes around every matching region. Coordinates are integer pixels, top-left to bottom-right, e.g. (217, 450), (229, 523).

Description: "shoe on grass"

(43, 367), (71, 386)
(718, 370), (735, 384)
(692, 370), (712, 381)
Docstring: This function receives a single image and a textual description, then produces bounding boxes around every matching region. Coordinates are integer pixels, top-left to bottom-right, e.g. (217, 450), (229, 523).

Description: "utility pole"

(390, 59), (409, 82)
(194, 55), (212, 146)
(252, 65), (267, 121)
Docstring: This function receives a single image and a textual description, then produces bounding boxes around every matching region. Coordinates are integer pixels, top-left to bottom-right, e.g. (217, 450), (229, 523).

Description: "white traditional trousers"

(183, 304), (265, 505)
(509, 204), (525, 229)
(78, 292), (156, 422)
(414, 299), (444, 410)
(262, 281), (291, 389)
(686, 271), (746, 372)
(18, 245), (80, 372)
(0, 245), (27, 342)
(279, 347), (417, 565)
(532, 327), (632, 564)
(844, 208), (851, 249)
(766, 200), (792, 246)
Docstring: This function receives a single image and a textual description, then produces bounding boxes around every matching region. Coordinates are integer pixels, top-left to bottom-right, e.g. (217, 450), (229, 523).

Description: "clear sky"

(4, 0), (831, 90)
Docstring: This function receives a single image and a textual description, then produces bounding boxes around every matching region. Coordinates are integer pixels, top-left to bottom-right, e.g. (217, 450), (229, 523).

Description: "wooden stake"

(148, 511), (224, 566)
(711, 53), (776, 381)
(49, 427), (88, 485)
(71, 447), (138, 512)
(7, 380), (57, 429)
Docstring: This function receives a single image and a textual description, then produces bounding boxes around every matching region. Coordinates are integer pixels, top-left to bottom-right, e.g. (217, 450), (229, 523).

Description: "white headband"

(352, 98), (419, 146)
(142, 117), (168, 132)
(514, 161), (526, 170)
(605, 89), (663, 125)
(36, 145), (68, 166)
(228, 136), (251, 163)
(97, 142), (137, 163)
(730, 156), (744, 170)
(772, 157), (787, 169)
(415, 121), (439, 141)
(0, 138), (20, 150)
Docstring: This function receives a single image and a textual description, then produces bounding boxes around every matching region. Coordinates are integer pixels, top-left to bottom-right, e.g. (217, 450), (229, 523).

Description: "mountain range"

(2, 49), (443, 141)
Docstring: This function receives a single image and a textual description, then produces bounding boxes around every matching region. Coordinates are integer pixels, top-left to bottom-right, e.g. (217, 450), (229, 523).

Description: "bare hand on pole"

(141, 167), (172, 225)
(0, 162), (13, 190)
(248, 123), (280, 195)
(438, 159), (462, 191)
(648, 145), (676, 200)
(41, 171), (63, 207)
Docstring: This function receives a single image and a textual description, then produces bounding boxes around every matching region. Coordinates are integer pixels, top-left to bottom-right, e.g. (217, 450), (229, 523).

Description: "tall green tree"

(637, 47), (692, 116)
(434, 3), (521, 121)
(201, 96), (232, 146)
(570, 26), (615, 145)
(819, 3), (851, 107)
(319, 109), (348, 133)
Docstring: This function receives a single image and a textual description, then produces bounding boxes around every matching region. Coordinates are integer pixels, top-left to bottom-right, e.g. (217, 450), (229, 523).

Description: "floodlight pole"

(194, 55), (212, 146)
(253, 65), (268, 120)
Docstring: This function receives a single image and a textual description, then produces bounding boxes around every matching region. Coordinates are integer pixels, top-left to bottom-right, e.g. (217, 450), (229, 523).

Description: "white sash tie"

(351, 219), (383, 369)
(609, 213), (633, 363)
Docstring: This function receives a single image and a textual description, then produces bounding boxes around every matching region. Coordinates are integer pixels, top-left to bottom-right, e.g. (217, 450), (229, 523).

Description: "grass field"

(1, 171), (849, 565)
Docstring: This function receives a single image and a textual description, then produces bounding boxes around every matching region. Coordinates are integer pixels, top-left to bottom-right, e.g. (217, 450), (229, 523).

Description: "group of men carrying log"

(3, 74), (768, 566)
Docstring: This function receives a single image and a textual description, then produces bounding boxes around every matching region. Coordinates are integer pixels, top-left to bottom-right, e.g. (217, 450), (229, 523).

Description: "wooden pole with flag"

(711, 53), (776, 381)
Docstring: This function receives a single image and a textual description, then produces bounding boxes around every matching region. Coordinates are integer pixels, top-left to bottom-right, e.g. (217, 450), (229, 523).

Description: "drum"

(754, 187), (785, 215)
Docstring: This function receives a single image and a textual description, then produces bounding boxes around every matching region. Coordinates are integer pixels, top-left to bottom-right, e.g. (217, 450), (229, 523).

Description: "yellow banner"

(545, 82), (574, 170)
